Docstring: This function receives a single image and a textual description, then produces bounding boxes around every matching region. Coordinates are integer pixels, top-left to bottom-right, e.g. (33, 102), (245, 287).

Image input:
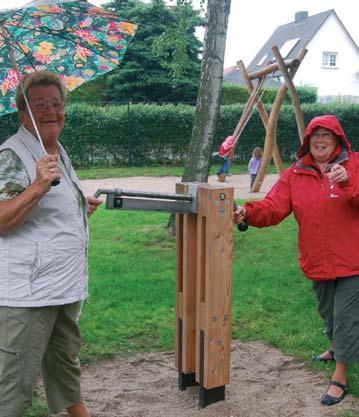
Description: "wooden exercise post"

(94, 185), (233, 408)
(175, 183), (233, 408)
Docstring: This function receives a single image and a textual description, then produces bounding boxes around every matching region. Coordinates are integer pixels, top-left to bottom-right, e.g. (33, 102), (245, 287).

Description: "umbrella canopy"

(0, 1), (137, 115)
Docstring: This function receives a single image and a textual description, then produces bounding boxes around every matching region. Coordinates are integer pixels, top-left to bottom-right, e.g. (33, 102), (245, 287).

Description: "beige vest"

(0, 126), (88, 307)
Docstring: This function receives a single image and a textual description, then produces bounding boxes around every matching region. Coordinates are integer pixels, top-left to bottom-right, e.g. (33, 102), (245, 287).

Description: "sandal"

(321, 380), (348, 406)
(311, 349), (335, 362)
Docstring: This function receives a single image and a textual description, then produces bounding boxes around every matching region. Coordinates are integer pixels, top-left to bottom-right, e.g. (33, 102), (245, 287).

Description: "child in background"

(248, 147), (263, 190)
(216, 135), (236, 179)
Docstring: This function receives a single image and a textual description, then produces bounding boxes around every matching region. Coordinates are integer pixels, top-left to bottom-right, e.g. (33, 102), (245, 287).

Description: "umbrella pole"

(19, 82), (47, 155)
(1, 25), (47, 155)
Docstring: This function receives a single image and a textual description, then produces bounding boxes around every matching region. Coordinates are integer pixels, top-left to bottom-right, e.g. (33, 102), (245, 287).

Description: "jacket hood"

(297, 115), (351, 159)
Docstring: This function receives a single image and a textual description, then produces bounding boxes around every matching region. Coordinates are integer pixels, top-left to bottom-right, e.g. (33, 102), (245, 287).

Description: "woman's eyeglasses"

(31, 101), (64, 113)
(310, 132), (335, 140)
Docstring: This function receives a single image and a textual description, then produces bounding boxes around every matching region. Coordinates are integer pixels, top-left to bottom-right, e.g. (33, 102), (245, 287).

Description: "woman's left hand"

(86, 196), (102, 217)
(327, 164), (348, 185)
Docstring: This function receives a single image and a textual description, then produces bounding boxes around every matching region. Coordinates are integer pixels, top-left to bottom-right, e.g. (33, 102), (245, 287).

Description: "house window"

(322, 52), (337, 67)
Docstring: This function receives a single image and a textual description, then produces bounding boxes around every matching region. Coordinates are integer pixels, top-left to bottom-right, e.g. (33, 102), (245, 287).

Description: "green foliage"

(67, 77), (106, 105)
(295, 85), (317, 104)
(221, 83), (279, 104)
(152, 1), (204, 81)
(62, 102), (195, 167)
(24, 388), (47, 417)
(2, 102), (359, 168)
(103, 0), (202, 103)
(221, 83), (317, 105)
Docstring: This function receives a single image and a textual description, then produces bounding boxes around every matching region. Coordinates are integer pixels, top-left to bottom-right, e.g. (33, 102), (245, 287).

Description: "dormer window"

(257, 54), (268, 66)
(322, 52), (337, 68)
(279, 38), (300, 58)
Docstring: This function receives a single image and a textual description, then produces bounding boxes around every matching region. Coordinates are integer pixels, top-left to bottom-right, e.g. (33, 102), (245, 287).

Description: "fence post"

(127, 100), (132, 166)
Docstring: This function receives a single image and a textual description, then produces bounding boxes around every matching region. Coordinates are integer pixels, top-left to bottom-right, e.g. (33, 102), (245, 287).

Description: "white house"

(224, 10), (359, 103)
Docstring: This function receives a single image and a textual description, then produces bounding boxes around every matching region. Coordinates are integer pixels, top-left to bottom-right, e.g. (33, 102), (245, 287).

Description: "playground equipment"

(222, 47), (308, 192)
(95, 183), (234, 408)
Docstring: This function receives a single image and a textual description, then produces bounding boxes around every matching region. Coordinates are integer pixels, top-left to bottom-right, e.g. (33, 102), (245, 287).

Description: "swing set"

(224, 46), (308, 192)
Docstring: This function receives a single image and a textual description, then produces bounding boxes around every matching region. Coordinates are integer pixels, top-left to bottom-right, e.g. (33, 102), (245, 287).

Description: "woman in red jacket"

(234, 115), (359, 406)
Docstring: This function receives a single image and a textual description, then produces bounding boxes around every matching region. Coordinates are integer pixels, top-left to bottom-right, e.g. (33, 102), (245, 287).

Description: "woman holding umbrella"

(0, 71), (101, 417)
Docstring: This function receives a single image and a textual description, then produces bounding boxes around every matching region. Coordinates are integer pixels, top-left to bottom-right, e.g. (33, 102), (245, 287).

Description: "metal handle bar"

(94, 188), (193, 202)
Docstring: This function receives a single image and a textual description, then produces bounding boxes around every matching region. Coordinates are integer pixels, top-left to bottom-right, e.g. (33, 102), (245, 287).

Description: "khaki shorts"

(313, 275), (359, 363)
(0, 302), (83, 416)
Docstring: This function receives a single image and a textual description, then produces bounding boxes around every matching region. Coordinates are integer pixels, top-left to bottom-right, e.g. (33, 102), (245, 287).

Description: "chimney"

(295, 11), (308, 23)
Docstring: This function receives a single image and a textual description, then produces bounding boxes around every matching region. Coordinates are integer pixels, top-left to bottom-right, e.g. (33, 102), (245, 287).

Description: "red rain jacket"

(244, 115), (359, 280)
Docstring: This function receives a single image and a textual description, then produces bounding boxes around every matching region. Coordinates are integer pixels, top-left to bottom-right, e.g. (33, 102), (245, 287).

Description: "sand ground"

(52, 341), (359, 417)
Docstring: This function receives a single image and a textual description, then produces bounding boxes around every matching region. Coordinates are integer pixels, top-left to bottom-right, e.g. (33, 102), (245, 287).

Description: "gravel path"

(80, 174), (279, 200)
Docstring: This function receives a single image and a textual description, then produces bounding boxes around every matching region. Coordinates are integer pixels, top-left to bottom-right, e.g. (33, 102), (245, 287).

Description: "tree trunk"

(168, 0), (231, 232)
(182, 0), (231, 183)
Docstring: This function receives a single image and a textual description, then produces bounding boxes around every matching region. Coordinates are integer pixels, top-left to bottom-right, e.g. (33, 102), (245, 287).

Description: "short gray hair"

(16, 71), (67, 112)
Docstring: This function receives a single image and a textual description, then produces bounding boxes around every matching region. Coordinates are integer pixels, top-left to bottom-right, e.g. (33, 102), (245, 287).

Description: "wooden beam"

(248, 58), (299, 80)
(175, 183), (197, 385)
(251, 48), (308, 192)
(196, 185), (233, 390)
(272, 46), (306, 143)
(237, 60), (285, 176)
(232, 77), (265, 140)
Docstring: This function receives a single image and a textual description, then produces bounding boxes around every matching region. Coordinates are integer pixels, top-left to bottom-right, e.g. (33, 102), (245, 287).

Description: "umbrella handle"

(22, 89), (61, 188)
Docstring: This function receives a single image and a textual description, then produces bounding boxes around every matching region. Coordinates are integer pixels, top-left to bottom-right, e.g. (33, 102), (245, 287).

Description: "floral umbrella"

(0, 0), (137, 115)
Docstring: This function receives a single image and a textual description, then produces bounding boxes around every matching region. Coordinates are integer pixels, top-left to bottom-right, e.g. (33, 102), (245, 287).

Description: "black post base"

(199, 385), (225, 408)
(178, 372), (198, 391)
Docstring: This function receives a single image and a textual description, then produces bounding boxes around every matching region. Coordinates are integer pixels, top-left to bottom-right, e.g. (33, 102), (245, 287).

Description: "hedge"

(1, 102), (358, 167)
(221, 83), (317, 105)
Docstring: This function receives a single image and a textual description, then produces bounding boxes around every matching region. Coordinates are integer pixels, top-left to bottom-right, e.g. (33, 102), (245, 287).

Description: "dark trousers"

(313, 276), (359, 363)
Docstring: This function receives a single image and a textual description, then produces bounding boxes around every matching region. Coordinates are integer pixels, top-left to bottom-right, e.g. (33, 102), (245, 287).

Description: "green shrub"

(1, 101), (358, 168)
(221, 83), (317, 105)
(67, 77), (106, 105)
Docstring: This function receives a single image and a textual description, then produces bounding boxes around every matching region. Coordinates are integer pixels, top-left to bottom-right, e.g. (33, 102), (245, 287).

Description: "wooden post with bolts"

(175, 183), (233, 408)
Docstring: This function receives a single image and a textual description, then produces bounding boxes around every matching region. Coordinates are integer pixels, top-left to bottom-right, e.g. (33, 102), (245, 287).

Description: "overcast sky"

(1, 0), (358, 68)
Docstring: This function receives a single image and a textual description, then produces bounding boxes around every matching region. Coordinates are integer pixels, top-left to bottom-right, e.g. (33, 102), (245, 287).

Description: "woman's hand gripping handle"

(233, 202), (248, 232)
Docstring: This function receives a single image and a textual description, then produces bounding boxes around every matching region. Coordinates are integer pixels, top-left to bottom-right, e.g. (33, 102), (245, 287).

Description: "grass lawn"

(82, 207), (359, 387)
(75, 162), (285, 180)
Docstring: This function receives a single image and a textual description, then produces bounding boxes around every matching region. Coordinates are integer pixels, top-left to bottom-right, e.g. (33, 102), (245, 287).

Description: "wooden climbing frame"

(228, 47), (308, 192)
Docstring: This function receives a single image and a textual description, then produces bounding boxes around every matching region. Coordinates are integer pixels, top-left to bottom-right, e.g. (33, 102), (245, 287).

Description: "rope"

(229, 75), (269, 157)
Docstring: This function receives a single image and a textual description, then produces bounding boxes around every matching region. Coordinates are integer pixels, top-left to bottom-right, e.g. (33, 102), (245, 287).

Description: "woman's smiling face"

(309, 127), (339, 164)
(21, 84), (65, 143)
